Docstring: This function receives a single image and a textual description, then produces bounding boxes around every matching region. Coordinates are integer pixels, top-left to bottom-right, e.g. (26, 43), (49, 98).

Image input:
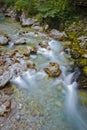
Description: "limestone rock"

(0, 71), (12, 88)
(14, 37), (29, 45)
(31, 25), (43, 32)
(44, 62), (61, 77)
(26, 61), (36, 70)
(49, 29), (67, 41)
(21, 16), (37, 27)
(0, 35), (9, 45)
(39, 41), (49, 48)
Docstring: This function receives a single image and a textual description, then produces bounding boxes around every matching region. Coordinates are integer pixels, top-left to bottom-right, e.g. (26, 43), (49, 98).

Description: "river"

(0, 14), (87, 130)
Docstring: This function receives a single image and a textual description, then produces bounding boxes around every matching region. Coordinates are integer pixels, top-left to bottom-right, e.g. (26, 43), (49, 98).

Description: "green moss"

(83, 66), (87, 75)
(79, 59), (87, 67)
(79, 90), (87, 106)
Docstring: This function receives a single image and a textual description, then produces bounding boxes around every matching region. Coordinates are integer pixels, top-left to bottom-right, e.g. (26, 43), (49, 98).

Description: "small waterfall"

(64, 72), (87, 130)
(8, 37), (87, 130)
(8, 42), (14, 50)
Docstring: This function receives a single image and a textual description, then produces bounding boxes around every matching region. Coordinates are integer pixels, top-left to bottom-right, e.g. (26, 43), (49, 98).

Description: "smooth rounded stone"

(14, 37), (28, 45)
(44, 62), (61, 77)
(0, 71), (12, 88)
(31, 25), (43, 32)
(21, 16), (37, 27)
(26, 61), (36, 70)
(27, 46), (37, 55)
(39, 41), (49, 48)
(49, 29), (67, 40)
(0, 35), (9, 45)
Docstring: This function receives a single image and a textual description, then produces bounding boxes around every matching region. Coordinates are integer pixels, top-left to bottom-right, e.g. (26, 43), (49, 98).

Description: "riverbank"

(64, 17), (87, 89)
(0, 12), (87, 130)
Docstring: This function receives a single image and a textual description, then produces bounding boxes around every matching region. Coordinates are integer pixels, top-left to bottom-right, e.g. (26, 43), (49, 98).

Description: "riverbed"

(0, 14), (87, 130)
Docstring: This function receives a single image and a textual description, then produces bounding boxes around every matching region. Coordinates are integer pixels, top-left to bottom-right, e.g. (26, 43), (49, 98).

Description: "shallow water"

(0, 14), (87, 130)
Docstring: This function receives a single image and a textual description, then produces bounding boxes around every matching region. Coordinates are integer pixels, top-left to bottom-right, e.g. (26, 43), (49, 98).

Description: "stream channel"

(0, 14), (87, 130)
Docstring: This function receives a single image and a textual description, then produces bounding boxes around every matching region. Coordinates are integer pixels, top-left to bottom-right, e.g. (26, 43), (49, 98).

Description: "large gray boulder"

(14, 37), (30, 45)
(0, 35), (9, 45)
(20, 12), (37, 26)
(49, 29), (67, 41)
(31, 25), (43, 32)
(0, 71), (12, 88)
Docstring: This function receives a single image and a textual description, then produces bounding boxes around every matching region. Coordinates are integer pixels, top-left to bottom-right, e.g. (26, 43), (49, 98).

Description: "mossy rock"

(79, 90), (87, 106)
(77, 74), (87, 89)
(83, 66), (87, 76)
(79, 59), (87, 67)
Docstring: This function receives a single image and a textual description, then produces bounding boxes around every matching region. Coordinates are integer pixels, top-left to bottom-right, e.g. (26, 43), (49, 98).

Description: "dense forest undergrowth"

(0, 0), (87, 28)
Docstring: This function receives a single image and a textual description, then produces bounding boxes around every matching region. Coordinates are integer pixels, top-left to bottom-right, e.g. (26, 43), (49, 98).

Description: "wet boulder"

(0, 71), (12, 89)
(27, 46), (37, 55)
(31, 25), (43, 32)
(14, 37), (29, 45)
(44, 62), (61, 77)
(39, 41), (49, 49)
(20, 14), (37, 27)
(26, 61), (36, 70)
(49, 29), (67, 41)
(0, 35), (9, 45)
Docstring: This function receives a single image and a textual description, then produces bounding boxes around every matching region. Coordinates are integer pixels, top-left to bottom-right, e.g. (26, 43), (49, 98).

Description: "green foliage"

(0, 0), (15, 8)
(14, 0), (38, 16)
(0, 0), (76, 26)
(35, 0), (74, 20)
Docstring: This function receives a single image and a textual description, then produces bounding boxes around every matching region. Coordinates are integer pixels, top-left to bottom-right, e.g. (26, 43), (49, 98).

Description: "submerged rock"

(49, 29), (67, 41)
(0, 35), (9, 45)
(44, 62), (61, 77)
